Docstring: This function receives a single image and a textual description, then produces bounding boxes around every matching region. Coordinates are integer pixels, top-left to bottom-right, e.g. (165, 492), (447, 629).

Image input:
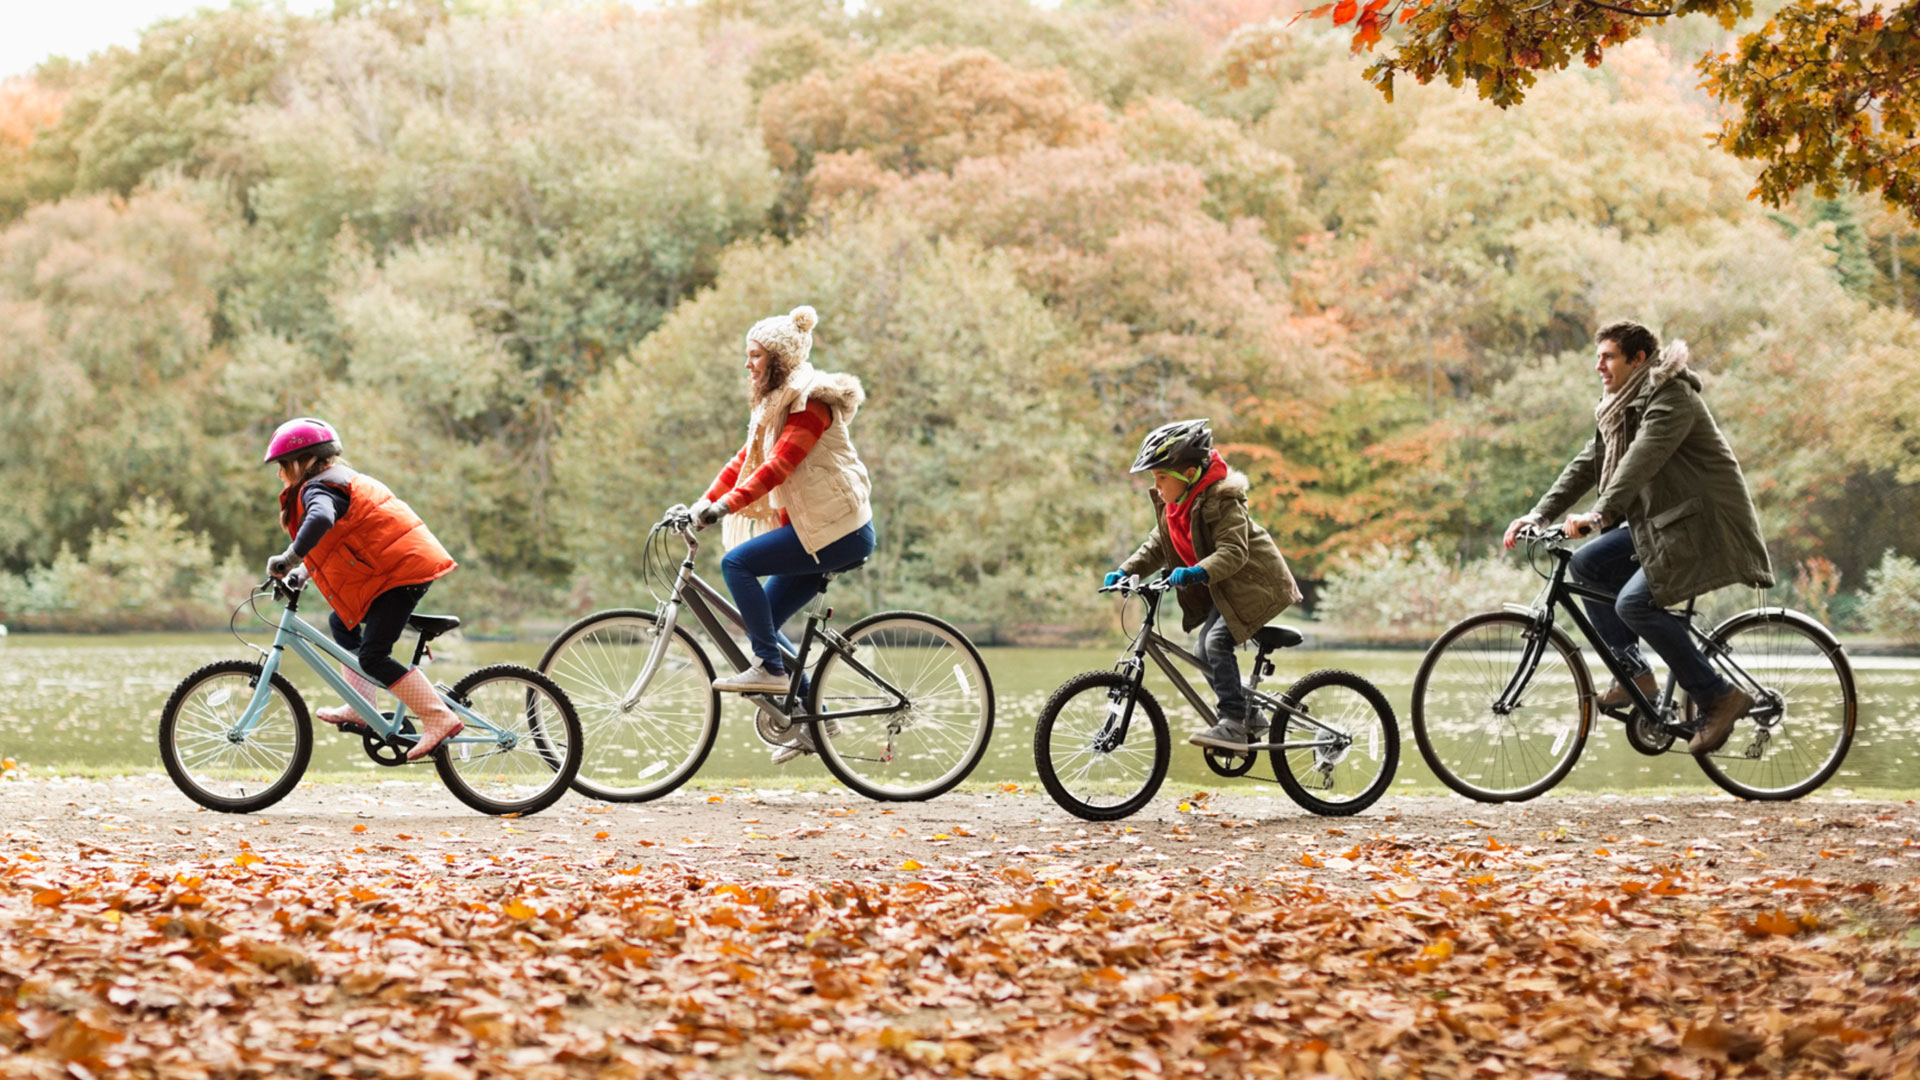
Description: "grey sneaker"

(1188, 714), (1262, 751)
(771, 719), (842, 765)
(714, 661), (790, 694)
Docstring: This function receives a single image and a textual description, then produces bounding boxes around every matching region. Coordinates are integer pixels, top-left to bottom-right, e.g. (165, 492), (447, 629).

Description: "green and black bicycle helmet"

(1130, 418), (1213, 474)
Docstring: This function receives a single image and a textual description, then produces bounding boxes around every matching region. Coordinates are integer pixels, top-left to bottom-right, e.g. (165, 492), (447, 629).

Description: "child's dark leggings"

(328, 583), (431, 688)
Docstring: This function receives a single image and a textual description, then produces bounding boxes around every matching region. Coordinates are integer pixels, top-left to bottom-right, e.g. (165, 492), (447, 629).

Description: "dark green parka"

(1531, 354), (1774, 607)
(1119, 470), (1304, 643)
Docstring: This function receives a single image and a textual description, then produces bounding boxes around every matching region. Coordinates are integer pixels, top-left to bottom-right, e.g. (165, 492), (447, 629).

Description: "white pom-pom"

(789, 305), (817, 334)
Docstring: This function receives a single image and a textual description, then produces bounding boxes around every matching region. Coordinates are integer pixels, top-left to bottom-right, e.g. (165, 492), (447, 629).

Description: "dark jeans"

(1567, 526), (1730, 702)
(1195, 606), (1248, 722)
(720, 521), (877, 669)
(328, 582), (430, 687)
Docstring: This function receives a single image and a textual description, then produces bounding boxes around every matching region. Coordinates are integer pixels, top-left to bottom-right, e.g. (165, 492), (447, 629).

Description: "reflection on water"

(2, 632), (1916, 793)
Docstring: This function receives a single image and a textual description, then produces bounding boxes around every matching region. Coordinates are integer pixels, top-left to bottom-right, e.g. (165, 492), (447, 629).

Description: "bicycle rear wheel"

(1270, 669), (1399, 816)
(159, 659), (312, 814)
(1412, 612), (1593, 802)
(1033, 671), (1169, 821)
(433, 665), (582, 816)
(810, 612), (994, 801)
(1693, 610), (1857, 800)
(536, 609), (721, 802)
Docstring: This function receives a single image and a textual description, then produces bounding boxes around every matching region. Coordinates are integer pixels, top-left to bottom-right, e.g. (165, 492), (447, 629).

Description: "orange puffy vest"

(280, 467), (456, 628)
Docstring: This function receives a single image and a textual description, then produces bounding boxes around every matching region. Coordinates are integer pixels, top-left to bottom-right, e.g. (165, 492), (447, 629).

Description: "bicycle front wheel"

(1694, 610), (1857, 800)
(434, 665), (582, 816)
(536, 609), (721, 802)
(159, 659), (312, 813)
(1033, 671), (1169, 821)
(1270, 669), (1399, 816)
(810, 612), (994, 801)
(1413, 612), (1593, 802)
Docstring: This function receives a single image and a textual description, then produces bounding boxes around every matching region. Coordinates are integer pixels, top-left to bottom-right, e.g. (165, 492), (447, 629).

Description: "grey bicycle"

(1033, 574), (1398, 821)
(537, 505), (994, 802)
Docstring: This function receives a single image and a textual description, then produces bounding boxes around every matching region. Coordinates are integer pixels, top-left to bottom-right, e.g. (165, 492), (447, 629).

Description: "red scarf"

(1166, 451), (1228, 568)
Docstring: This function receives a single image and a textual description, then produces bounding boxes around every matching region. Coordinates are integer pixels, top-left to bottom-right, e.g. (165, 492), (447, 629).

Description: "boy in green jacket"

(1107, 420), (1304, 750)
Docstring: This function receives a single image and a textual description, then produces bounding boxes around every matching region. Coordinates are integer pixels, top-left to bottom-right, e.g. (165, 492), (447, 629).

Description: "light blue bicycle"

(158, 574), (582, 816)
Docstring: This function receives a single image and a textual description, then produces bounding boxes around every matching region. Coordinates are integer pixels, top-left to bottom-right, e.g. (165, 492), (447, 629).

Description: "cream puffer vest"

(724, 364), (873, 559)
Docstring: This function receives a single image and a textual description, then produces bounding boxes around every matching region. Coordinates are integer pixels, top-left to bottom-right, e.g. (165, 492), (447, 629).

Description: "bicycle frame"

(627, 512), (911, 728)
(232, 586), (499, 747)
(1500, 530), (1783, 739)
(1109, 582), (1350, 755)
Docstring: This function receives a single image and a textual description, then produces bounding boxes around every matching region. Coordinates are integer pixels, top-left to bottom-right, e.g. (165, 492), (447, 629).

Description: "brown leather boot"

(1596, 671), (1658, 710)
(1689, 687), (1753, 755)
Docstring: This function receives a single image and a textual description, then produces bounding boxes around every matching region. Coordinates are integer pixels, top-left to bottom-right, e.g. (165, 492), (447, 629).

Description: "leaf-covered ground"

(2, 779), (1917, 1079)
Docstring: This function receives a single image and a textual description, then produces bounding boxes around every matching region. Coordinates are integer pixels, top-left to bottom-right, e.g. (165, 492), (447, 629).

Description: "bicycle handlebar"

(1098, 574), (1172, 596)
(1517, 522), (1570, 544)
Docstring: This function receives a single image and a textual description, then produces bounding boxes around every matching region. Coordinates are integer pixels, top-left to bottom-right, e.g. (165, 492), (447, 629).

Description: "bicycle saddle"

(822, 558), (868, 582)
(407, 613), (462, 642)
(1253, 625), (1304, 653)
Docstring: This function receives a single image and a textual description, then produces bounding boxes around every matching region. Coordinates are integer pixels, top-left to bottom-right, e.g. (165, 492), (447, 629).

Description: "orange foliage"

(759, 47), (1109, 175)
(0, 77), (65, 149)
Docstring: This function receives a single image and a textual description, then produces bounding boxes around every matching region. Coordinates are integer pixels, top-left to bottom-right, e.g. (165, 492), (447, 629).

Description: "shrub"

(1861, 550), (1920, 644)
(0, 498), (253, 631)
(1314, 542), (1530, 640)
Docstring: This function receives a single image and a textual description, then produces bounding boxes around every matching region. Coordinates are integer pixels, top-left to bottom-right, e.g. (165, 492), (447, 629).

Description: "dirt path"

(3, 777), (1915, 897)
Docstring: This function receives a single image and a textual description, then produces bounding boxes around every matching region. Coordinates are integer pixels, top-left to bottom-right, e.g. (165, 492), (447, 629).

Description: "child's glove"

(1102, 571), (1124, 588)
(265, 548), (299, 579)
(1168, 566), (1208, 587)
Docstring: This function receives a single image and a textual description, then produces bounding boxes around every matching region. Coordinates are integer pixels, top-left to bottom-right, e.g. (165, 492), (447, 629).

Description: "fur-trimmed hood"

(788, 364), (866, 419)
(1645, 340), (1701, 394)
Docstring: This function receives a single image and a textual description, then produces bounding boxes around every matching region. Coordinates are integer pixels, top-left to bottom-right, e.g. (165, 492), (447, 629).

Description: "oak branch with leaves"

(1296, 0), (1920, 220)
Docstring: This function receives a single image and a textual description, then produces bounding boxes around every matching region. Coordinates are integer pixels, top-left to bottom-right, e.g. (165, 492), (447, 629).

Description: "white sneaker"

(713, 661), (791, 694)
(771, 720), (841, 765)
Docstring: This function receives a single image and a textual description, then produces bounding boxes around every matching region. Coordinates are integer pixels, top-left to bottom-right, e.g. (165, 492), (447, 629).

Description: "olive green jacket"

(1531, 358), (1774, 607)
(1119, 470), (1304, 644)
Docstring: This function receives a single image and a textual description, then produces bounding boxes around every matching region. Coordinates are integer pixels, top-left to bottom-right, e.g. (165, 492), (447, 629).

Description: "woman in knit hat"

(691, 305), (876, 760)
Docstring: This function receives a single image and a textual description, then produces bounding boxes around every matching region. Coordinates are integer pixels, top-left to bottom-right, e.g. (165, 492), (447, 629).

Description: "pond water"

(2, 630), (1916, 795)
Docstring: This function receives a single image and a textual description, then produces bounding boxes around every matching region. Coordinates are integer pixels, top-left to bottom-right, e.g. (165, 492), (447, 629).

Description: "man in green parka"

(1503, 321), (1775, 755)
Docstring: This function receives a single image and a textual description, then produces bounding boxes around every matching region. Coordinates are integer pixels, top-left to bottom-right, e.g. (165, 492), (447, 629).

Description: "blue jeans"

(720, 521), (877, 669)
(1195, 606), (1248, 722)
(1567, 526), (1731, 702)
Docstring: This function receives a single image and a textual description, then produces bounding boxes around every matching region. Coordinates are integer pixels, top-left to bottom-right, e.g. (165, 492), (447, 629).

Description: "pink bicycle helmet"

(263, 417), (343, 465)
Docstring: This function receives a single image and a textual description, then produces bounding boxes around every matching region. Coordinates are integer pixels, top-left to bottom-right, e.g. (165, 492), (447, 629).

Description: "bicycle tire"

(433, 664), (582, 816)
(535, 608), (721, 802)
(1412, 611), (1594, 802)
(1692, 609), (1857, 800)
(1033, 670), (1169, 822)
(1270, 669), (1399, 817)
(159, 659), (312, 814)
(810, 611), (995, 801)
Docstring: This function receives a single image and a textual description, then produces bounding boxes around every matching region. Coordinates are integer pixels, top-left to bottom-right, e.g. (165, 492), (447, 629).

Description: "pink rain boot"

(392, 668), (463, 762)
(316, 665), (383, 728)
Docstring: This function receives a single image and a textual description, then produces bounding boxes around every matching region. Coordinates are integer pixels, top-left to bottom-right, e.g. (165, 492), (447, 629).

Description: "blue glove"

(1168, 566), (1208, 588)
(1103, 571), (1124, 588)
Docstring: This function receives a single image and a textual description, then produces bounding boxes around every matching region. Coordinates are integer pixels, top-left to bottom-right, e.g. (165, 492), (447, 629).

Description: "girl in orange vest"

(262, 418), (462, 761)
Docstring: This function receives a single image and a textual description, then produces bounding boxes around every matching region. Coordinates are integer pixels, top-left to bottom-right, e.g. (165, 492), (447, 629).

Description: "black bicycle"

(1411, 523), (1857, 802)
(537, 506), (994, 802)
(1032, 575), (1398, 821)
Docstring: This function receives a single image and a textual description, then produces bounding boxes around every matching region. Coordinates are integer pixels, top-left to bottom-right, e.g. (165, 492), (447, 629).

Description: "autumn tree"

(1299, 0), (1920, 221)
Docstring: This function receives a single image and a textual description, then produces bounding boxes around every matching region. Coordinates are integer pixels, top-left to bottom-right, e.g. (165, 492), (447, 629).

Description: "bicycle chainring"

(1623, 709), (1676, 756)
(361, 712), (417, 767)
(754, 706), (799, 748)
(1203, 747), (1258, 778)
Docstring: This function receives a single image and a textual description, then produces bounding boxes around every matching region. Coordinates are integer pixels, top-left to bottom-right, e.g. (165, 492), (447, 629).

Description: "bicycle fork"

(1492, 606), (1556, 717)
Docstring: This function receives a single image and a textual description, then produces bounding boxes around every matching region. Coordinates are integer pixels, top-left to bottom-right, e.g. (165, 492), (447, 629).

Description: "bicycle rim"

(160, 660), (311, 813)
(1413, 612), (1592, 802)
(436, 666), (580, 816)
(1034, 671), (1168, 821)
(812, 613), (994, 800)
(1695, 614), (1856, 799)
(538, 611), (719, 801)
(1271, 670), (1399, 816)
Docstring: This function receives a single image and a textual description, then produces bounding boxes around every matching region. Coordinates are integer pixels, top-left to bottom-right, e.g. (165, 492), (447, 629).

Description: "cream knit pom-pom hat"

(746, 305), (818, 367)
